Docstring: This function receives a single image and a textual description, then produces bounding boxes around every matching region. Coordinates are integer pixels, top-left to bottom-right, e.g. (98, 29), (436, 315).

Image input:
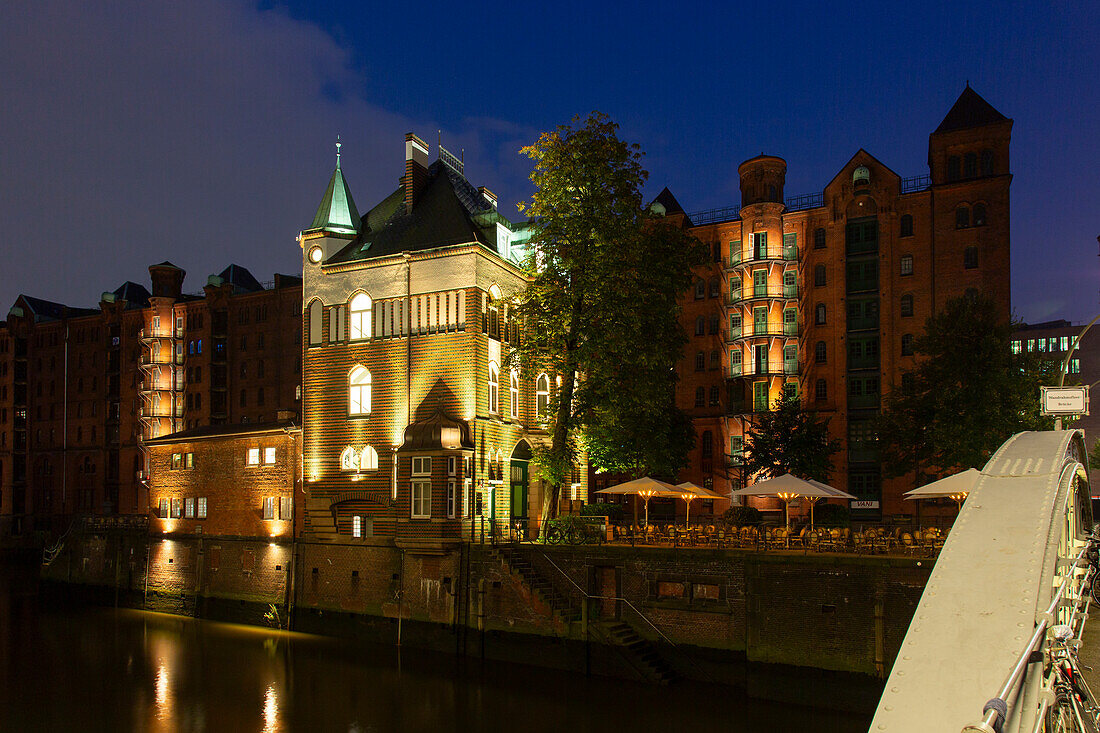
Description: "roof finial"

(335, 135), (342, 170)
(966, 79), (970, 89)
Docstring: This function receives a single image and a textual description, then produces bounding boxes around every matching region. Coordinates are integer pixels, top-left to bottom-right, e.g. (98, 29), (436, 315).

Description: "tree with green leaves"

(1090, 438), (1100, 472)
(509, 112), (705, 520)
(742, 391), (841, 481)
(877, 293), (1055, 484)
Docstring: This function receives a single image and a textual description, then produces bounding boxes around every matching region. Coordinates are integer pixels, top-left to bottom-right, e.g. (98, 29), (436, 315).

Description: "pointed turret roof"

(651, 187), (686, 214)
(934, 85), (1008, 133)
(308, 141), (361, 234)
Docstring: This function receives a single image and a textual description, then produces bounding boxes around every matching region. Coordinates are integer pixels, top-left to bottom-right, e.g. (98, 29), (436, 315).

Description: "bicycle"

(1046, 624), (1100, 733)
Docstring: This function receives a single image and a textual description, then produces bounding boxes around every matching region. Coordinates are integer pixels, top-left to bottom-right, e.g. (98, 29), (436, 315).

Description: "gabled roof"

(217, 264), (264, 293)
(823, 148), (900, 191)
(934, 86), (1008, 134)
(18, 295), (99, 321)
(309, 160), (361, 234)
(144, 418), (299, 446)
(112, 281), (151, 308)
(328, 161), (495, 264)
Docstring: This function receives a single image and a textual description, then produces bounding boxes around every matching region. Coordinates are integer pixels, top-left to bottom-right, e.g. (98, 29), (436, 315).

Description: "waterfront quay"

(40, 518), (930, 712)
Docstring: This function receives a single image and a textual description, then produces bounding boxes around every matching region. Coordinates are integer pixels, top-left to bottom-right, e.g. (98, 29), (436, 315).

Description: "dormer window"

(853, 166), (870, 187)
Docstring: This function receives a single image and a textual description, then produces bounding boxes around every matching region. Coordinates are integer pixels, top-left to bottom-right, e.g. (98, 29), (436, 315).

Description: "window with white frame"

(307, 300), (322, 346)
(159, 498), (169, 518)
(185, 497), (195, 518)
(352, 515), (362, 538)
(340, 446), (357, 471)
(411, 456), (431, 519)
(509, 372), (519, 419)
(247, 448), (260, 466)
(360, 446), (378, 471)
(349, 365), (371, 415)
(171, 498), (182, 518)
(197, 497), (207, 518)
(488, 363), (499, 414)
(264, 447), (276, 464)
(535, 374), (550, 419)
(263, 497), (276, 520)
(279, 497), (292, 520)
(348, 292), (372, 340)
(447, 480), (457, 519)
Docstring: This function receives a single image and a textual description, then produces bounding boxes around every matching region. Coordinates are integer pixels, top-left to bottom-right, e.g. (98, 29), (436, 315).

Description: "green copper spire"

(309, 136), (361, 234)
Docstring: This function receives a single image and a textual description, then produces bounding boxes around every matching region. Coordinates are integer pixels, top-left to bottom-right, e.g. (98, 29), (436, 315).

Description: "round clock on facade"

(308, 246), (323, 263)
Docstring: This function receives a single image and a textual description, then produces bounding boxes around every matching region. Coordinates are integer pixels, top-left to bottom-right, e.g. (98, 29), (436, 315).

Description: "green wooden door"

(510, 461), (528, 521)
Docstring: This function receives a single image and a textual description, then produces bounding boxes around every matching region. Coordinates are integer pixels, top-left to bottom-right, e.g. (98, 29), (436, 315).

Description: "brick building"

(145, 417), (302, 539)
(665, 85), (1013, 521)
(0, 264), (303, 537)
(299, 135), (582, 548)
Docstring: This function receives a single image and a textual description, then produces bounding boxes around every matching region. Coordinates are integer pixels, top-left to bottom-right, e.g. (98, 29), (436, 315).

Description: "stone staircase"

(491, 546), (679, 684)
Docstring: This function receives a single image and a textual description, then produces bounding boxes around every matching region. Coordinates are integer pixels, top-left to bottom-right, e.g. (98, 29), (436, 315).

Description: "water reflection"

(0, 563), (870, 733)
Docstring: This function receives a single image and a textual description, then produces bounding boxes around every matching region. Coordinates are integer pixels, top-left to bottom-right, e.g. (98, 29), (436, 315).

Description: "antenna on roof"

(335, 135), (342, 169)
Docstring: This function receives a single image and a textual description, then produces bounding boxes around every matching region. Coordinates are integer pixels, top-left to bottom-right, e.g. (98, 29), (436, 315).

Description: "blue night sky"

(1, 0), (1096, 323)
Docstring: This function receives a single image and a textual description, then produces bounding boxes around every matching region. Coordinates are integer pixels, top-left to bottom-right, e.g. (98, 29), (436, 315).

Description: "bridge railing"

(961, 540), (1093, 732)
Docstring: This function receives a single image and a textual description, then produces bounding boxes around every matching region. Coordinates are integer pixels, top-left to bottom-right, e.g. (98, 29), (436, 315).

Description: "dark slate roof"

(112, 281), (151, 308)
(218, 264), (264, 293)
(19, 295), (99, 320)
(144, 418), (299, 445)
(934, 86), (1009, 133)
(328, 161), (496, 264)
(652, 187), (686, 214)
(398, 411), (474, 451)
(151, 260), (183, 270)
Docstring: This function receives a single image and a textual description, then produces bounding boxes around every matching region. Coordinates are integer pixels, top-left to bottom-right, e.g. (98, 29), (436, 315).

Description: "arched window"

(536, 374), (550, 419)
(814, 264), (826, 287)
(197, 339), (202, 354)
(955, 205), (970, 229)
(360, 446), (378, 471)
(694, 279), (706, 299)
(980, 149), (995, 176)
(308, 299), (322, 345)
(708, 277), (720, 298)
(815, 379), (827, 402)
(963, 152), (977, 178)
(900, 294), (914, 317)
(900, 214), (913, 238)
(694, 316), (705, 336)
(509, 372), (519, 419)
(701, 430), (713, 458)
(813, 228), (826, 249)
(901, 333), (914, 356)
(348, 365), (371, 415)
(973, 203), (987, 226)
(814, 341), (826, 363)
(188, 341), (195, 354)
(488, 362), (499, 413)
(348, 293), (372, 340)
(947, 156), (960, 181)
(340, 446), (358, 471)
(814, 304), (826, 325)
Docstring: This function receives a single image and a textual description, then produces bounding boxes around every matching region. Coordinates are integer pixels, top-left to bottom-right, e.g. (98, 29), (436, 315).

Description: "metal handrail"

(963, 541), (1092, 732)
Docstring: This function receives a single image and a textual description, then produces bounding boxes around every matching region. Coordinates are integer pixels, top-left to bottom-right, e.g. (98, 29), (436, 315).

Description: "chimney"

(404, 133), (430, 210)
(477, 186), (498, 210)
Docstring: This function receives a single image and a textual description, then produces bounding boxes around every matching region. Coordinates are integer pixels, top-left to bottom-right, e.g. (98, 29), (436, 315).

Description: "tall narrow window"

(900, 294), (914, 317)
(536, 374), (550, 419)
(972, 203), (987, 226)
(348, 292), (372, 340)
(349, 365), (371, 415)
(488, 363), (499, 414)
(956, 205), (970, 229)
(814, 341), (826, 363)
(814, 265), (826, 287)
(900, 214), (913, 238)
(901, 333), (914, 356)
(947, 156), (960, 181)
(813, 228), (826, 249)
(964, 247), (979, 270)
(411, 456), (431, 519)
(814, 304), (826, 325)
(980, 149), (995, 176)
(360, 446), (378, 471)
(963, 152), (977, 178)
(308, 299), (322, 346)
(509, 372), (519, 419)
(900, 255), (914, 276)
(815, 379), (827, 402)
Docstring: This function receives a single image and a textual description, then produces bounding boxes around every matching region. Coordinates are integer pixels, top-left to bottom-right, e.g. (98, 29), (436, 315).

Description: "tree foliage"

(509, 112), (706, 518)
(742, 392), (841, 481)
(1090, 438), (1100, 472)
(876, 293), (1055, 481)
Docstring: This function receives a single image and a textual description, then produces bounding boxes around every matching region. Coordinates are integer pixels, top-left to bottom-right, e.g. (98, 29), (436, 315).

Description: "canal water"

(0, 558), (871, 732)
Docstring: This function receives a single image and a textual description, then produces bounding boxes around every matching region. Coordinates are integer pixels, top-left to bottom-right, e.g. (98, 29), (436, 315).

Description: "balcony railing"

(784, 359), (800, 375)
(727, 287), (799, 303)
(728, 249), (799, 267)
(732, 324), (801, 340)
(724, 328), (741, 343)
(900, 174), (931, 194)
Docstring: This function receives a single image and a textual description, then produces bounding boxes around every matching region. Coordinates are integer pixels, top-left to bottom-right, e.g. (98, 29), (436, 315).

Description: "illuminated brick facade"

(300, 134), (580, 547)
(673, 86), (1013, 520)
(145, 419), (302, 540)
(0, 265), (302, 537)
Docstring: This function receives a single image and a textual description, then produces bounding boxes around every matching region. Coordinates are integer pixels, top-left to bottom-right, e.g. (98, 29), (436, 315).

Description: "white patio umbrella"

(904, 468), (980, 511)
(595, 477), (679, 527)
(730, 473), (855, 530)
(674, 482), (725, 527)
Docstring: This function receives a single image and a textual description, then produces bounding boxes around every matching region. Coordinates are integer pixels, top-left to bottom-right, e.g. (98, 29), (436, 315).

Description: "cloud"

(0, 0), (531, 311)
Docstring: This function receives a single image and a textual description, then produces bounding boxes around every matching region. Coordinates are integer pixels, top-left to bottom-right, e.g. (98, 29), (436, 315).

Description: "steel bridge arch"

(870, 430), (1093, 732)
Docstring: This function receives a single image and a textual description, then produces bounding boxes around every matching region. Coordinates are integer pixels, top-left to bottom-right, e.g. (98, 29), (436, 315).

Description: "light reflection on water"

(0, 570), (870, 732)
